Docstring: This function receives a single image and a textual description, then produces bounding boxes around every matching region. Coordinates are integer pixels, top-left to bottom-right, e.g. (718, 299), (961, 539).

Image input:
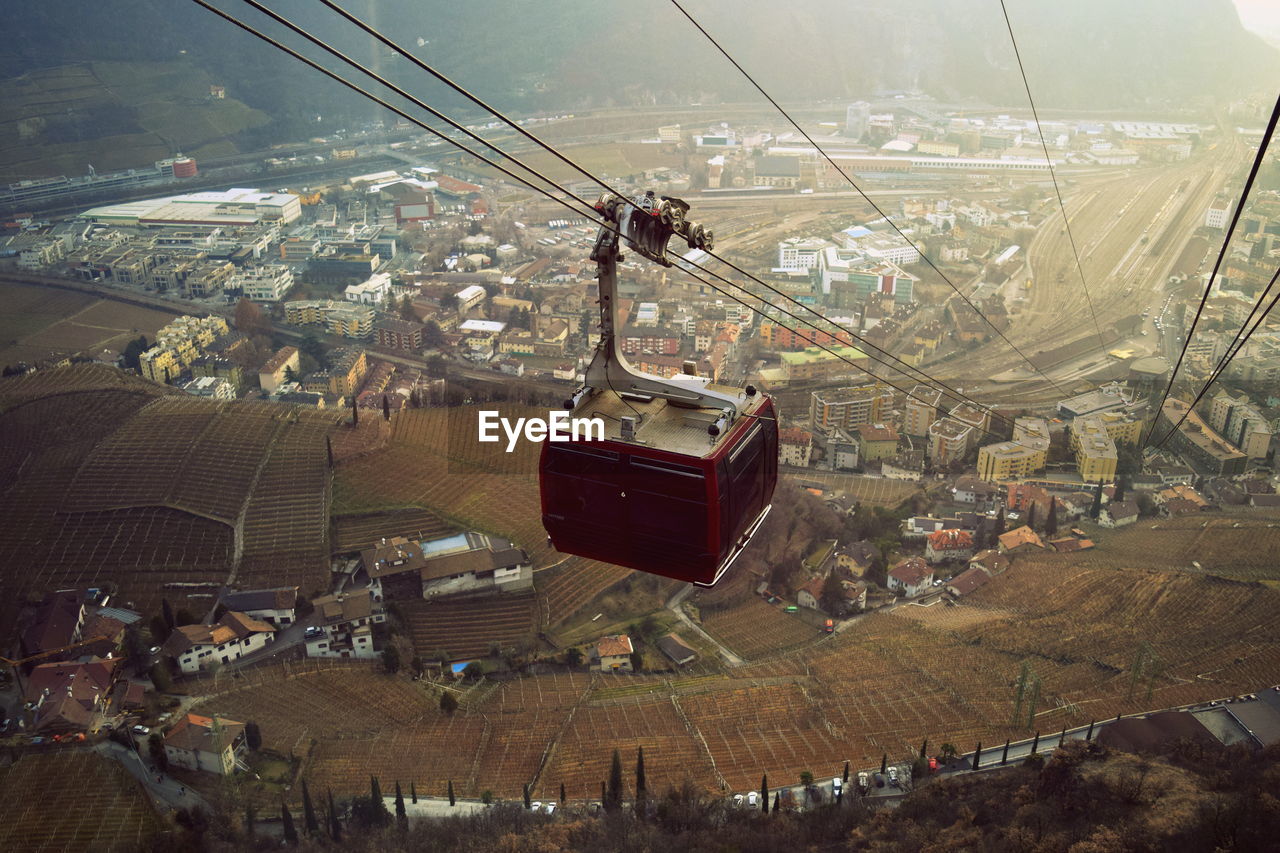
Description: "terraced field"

(700, 597), (824, 660)
(331, 507), (454, 554)
(0, 751), (162, 852)
(400, 591), (539, 660)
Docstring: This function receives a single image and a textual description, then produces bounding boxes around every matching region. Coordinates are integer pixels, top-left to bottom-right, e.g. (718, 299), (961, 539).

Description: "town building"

(162, 611), (277, 674)
(25, 658), (119, 733)
(780, 345), (869, 381)
(997, 526), (1045, 554)
(181, 376), (235, 400)
(887, 557), (934, 597)
(857, 424), (900, 462)
(946, 566), (991, 597)
(596, 635), (634, 673)
(19, 590), (85, 662)
(344, 271), (393, 305)
(925, 529), (975, 563)
(375, 316), (425, 353)
(306, 589), (387, 659)
(258, 346), (299, 394)
(809, 384), (884, 434)
(976, 417), (1051, 481)
(776, 237), (833, 272)
(1156, 399), (1246, 477)
(904, 385), (943, 437)
(779, 428), (813, 467)
(164, 713), (246, 775)
(218, 587), (298, 626)
(928, 417), (973, 466)
(363, 532), (533, 600)
(1070, 415), (1120, 484)
(1098, 500), (1139, 528)
(237, 265), (294, 302)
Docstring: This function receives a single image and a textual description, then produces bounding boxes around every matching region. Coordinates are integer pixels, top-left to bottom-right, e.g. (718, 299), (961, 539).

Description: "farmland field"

(0, 280), (176, 368)
(0, 751), (162, 852)
(0, 368), (336, 630)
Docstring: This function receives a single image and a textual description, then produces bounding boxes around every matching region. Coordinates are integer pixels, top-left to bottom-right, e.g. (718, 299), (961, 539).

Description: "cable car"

(540, 191), (778, 586)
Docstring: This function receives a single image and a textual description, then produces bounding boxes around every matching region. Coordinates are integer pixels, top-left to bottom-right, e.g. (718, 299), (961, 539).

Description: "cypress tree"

(635, 746), (647, 803)
(992, 508), (1006, 547)
(560, 782), (566, 806)
(1031, 731), (1041, 754)
(326, 436), (334, 468)
(1086, 719), (1095, 741)
(245, 804), (255, 839)
(1114, 476), (1126, 503)
(281, 800), (297, 845)
(328, 790), (342, 842)
(973, 741), (982, 770)
(395, 781), (406, 824)
(1046, 497), (1058, 537)
(383, 394), (391, 421)
(1001, 740), (1010, 765)
(371, 776), (386, 824)
(448, 780), (456, 807)
(1025, 501), (1037, 531)
(352, 396), (359, 427)
(162, 598), (175, 631)
(599, 780), (605, 807)
(606, 748), (624, 811)
(920, 738), (928, 759)
(842, 760), (850, 783)
(411, 782), (417, 804)
(525, 783), (533, 810)
(761, 774), (769, 814)
(301, 780), (319, 837)
(880, 754), (887, 774)
(1091, 480), (1103, 519)
(773, 792), (780, 813)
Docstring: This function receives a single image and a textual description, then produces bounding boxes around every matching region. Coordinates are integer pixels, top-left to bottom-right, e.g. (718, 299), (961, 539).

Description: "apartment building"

(904, 385), (944, 437)
(976, 417), (1051, 481)
(809, 384), (883, 433)
(1070, 415), (1119, 483)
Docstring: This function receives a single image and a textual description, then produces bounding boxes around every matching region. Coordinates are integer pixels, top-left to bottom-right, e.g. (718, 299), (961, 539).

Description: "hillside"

(2, 0), (1276, 178)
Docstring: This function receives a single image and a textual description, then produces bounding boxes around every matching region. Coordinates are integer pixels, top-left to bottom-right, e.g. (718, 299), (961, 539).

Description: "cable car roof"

(573, 386), (770, 459)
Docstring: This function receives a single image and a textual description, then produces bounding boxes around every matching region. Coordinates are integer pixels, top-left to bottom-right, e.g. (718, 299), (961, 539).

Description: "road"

(665, 585), (745, 668)
(95, 739), (211, 812)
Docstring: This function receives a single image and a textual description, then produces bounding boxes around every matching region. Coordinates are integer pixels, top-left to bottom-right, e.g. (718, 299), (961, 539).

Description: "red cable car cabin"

(539, 190), (778, 586)
(541, 387), (777, 586)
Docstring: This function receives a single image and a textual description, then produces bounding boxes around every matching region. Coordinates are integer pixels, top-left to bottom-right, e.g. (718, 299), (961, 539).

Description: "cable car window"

(628, 455), (707, 502)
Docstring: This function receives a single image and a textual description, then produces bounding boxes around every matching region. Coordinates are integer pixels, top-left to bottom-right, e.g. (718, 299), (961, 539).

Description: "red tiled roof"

(889, 557), (932, 586)
(998, 526), (1044, 550)
(927, 529), (973, 550)
(947, 567), (991, 596)
(596, 635), (633, 657)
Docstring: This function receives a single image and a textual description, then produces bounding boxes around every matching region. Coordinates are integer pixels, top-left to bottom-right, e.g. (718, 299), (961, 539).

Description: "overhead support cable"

(997, 0), (1110, 376)
(1142, 89), (1280, 448)
(1149, 264), (1280, 449)
(311, 0), (1001, 419)
(190, 0), (1046, 452)
(667, 0), (1070, 396)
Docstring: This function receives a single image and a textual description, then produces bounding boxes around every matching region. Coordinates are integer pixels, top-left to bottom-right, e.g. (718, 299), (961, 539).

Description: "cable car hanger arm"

(567, 191), (756, 437)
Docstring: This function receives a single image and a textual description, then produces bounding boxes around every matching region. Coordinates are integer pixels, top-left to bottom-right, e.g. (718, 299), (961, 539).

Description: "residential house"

(596, 635), (634, 673)
(925, 529), (975, 563)
(20, 590), (86, 662)
(858, 424), (900, 463)
(25, 658), (119, 733)
(218, 587), (298, 627)
(258, 346), (299, 394)
(997, 526), (1045, 554)
(1050, 537), (1095, 554)
(946, 567), (991, 597)
(887, 557), (934, 597)
(952, 476), (1001, 512)
(163, 611), (277, 674)
(164, 713), (246, 775)
(836, 541), (879, 577)
(1098, 500), (1139, 528)
(779, 428), (814, 467)
(306, 589), (386, 659)
(969, 549), (1010, 575)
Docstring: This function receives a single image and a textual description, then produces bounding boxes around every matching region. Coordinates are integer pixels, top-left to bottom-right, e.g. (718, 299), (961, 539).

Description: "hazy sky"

(1234, 0), (1280, 46)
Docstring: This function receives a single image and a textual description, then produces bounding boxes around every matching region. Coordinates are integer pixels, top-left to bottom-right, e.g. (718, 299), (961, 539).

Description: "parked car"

(831, 776), (842, 795)
(132, 725), (150, 736)
(747, 791), (758, 807)
(304, 626), (324, 639)
(888, 767), (899, 787)
(928, 757), (938, 773)
(857, 772), (869, 791)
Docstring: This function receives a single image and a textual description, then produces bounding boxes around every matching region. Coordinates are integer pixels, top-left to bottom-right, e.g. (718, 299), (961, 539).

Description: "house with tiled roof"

(164, 713), (246, 775)
(19, 590), (85, 662)
(836, 540), (879, 577)
(163, 612), (277, 674)
(925, 528), (975, 563)
(1050, 537), (1095, 553)
(779, 428), (814, 467)
(1098, 500), (1139, 528)
(969, 549), (1010, 575)
(24, 658), (119, 734)
(887, 557), (934, 597)
(595, 635), (634, 672)
(218, 587), (298, 626)
(997, 525), (1045, 554)
(945, 566), (991, 597)
(306, 589), (386, 659)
